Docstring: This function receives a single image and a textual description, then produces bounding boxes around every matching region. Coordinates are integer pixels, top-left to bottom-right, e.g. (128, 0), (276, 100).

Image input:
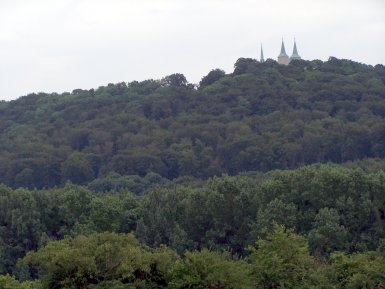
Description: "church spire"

(290, 38), (301, 62)
(277, 38), (289, 65)
(278, 38), (288, 57)
(260, 43), (265, 63)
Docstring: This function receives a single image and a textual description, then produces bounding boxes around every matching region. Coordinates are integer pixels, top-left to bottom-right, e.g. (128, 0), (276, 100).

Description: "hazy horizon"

(1, 0), (384, 101)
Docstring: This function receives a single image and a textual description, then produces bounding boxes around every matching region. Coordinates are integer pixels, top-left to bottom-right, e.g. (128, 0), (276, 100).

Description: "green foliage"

(87, 172), (167, 194)
(21, 233), (176, 289)
(249, 224), (316, 289)
(2, 164), (385, 275)
(0, 58), (384, 189)
(253, 198), (298, 238)
(169, 249), (252, 289)
(0, 186), (43, 273)
(0, 275), (41, 289)
(200, 69), (226, 87)
(233, 58), (259, 75)
(136, 175), (256, 255)
(255, 165), (385, 254)
(308, 208), (349, 257)
(327, 251), (385, 289)
(61, 152), (97, 185)
(161, 73), (190, 88)
(1, 57), (385, 287)
(0, 184), (140, 273)
(202, 176), (255, 255)
(3, 216), (385, 288)
(136, 188), (189, 254)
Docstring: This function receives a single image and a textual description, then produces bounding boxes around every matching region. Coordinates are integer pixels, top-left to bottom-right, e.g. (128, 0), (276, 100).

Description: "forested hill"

(1, 57), (385, 189)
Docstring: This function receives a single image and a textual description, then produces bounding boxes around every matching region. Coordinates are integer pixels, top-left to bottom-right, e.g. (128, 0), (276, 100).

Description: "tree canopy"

(0, 58), (384, 189)
(1, 58), (385, 287)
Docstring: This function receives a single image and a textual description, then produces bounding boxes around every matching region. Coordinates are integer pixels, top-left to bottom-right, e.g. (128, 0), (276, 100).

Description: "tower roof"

(278, 39), (288, 57)
(290, 40), (301, 60)
(260, 44), (265, 63)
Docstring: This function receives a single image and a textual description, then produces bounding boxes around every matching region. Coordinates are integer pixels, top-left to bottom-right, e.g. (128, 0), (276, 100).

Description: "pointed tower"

(260, 44), (265, 63)
(259, 43), (265, 63)
(277, 39), (289, 65)
(290, 39), (301, 62)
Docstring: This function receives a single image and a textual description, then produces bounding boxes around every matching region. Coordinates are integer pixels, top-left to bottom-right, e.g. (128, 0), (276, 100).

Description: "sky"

(0, 0), (384, 101)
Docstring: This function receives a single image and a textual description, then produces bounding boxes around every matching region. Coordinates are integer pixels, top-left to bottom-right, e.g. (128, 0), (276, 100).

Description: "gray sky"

(0, 0), (384, 101)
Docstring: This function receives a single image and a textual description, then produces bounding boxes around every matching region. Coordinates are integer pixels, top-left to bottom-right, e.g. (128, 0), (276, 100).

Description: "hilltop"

(0, 57), (385, 189)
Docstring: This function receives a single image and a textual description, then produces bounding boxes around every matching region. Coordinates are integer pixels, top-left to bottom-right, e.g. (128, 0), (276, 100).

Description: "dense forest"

(1, 165), (385, 288)
(1, 57), (385, 288)
(0, 57), (385, 189)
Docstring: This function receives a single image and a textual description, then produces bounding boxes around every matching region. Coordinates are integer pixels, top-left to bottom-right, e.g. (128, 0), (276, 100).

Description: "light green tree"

(328, 251), (385, 289)
(21, 232), (177, 289)
(0, 275), (42, 289)
(249, 224), (316, 289)
(169, 249), (252, 289)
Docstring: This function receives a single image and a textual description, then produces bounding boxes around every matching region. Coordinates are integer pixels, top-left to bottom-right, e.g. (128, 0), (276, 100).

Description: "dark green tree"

(199, 69), (226, 87)
(60, 152), (95, 185)
(308, 207), (349, 257)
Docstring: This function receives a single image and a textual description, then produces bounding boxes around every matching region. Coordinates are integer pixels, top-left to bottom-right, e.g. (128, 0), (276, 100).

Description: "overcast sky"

(0, 0), (384, 101)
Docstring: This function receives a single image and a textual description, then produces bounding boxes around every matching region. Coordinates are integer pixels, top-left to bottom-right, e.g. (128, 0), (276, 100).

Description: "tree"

(68, 129), (89, 151)
(88, 193), (140, 233)
(253, 198), (298, 238)
(0, 275), (42, 289)
(202, 176), (255, 255)
(60, 152), (95, 185)
(135, 188), (189, 254)
(1, 58), (385, 188)
(0, 187), (44, 273)
(308, 207), (349, 257)
(199, 69), (226, 87)
(169, 249), (252, 289)
(328, 251), (385, 289)
(249, 224), (316, 289)
(161, 73), (189, 87)
(21, 233), (177, 289)
(233, 58), (258, 75)
(57, 184), (94, 235)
